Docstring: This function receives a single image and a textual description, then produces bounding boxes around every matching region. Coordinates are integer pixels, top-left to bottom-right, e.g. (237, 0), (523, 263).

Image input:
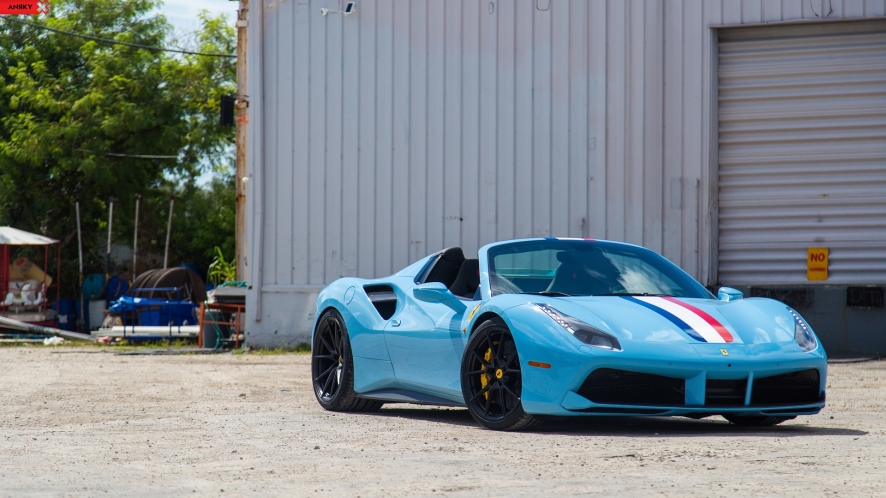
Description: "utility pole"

(235, 0), (249, 282)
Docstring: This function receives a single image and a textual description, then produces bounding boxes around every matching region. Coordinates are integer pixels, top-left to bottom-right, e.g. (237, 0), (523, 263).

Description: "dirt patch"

(0, 347), (884, 496)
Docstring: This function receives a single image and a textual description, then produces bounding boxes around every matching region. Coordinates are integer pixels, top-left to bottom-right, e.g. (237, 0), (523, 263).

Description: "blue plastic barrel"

(52, 298), (77, 331)
(105, 275), (129, 301)
(81, 273), (106, 300)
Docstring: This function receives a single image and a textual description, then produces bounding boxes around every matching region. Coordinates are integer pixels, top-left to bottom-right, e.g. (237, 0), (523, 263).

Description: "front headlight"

(787, 307), (816, 352)
(535, 303), (621, 351)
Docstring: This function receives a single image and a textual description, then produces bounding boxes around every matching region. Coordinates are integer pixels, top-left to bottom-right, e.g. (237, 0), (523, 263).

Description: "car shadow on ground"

(365, 407), (479, 427)
(366, 406), (867, 437)
(534, 415), (867, 438)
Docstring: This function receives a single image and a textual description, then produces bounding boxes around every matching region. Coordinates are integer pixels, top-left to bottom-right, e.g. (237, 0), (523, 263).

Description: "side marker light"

(528, 361), (551, 369)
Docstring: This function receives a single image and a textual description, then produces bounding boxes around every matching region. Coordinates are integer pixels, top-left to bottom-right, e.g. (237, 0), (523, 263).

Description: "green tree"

(0, 0), (235, 296)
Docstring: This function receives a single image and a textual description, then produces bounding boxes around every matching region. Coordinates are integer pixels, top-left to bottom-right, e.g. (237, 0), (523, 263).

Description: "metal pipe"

(0, 314), (95, 342)
(163, 197), (174, 269)
(55, 243), (60, 311)
(44, 245), (48, 315)
(110, 325), (199, 334)
(251, 0), (264, 321)
(133, 195), (140, 281)
(75, 202), (83, 275)
(106, 199), (114, 278)
(75, 202), (84, 330)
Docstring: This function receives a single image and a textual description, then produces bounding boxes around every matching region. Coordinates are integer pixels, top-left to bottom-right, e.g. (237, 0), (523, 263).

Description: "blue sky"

(157, 0), (237, 37)
(155, 0), (237, 184)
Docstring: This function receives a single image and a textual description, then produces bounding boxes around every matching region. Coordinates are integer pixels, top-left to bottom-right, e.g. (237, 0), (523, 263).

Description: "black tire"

(723, 415), (795, 426)
(311, 309), (383, 412)
(460, 318), (541, 431)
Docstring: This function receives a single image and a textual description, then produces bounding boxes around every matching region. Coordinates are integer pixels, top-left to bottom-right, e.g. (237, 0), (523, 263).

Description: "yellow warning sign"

(807, 247), (828, 281)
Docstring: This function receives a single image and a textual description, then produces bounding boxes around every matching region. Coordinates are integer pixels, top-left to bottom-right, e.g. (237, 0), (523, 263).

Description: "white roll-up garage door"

(717, 21), (886, 286)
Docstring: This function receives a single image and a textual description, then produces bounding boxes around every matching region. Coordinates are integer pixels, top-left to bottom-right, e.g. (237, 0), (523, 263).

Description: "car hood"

(534, 295), (800, 346)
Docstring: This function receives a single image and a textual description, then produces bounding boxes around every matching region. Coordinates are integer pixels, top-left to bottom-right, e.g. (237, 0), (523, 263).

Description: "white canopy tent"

(0, 226), (60, 326)
(0, 227), (59, 246)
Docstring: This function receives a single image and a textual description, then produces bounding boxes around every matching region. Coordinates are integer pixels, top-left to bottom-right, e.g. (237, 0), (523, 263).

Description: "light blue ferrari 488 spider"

(311, 238), (826, 430)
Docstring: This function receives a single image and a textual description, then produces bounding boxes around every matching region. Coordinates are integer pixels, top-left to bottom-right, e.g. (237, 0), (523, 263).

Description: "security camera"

(321, 2), (355, 16)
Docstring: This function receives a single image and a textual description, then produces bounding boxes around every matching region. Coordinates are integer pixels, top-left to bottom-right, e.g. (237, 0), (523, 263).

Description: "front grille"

(705, 379), (747, 406)
(578, 368), (685, 406)
(750, 369), (821, 406)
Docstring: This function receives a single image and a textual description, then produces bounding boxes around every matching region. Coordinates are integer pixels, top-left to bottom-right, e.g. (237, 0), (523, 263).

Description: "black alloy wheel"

(460, 318), (540, 431)
(311, 309), (383, 412)
(723, 415), (794, 427)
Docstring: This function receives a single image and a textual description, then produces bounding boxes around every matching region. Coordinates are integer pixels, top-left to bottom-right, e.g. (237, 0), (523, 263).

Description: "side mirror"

(718, 287), (743, 302)
(414, 282), (467, 313)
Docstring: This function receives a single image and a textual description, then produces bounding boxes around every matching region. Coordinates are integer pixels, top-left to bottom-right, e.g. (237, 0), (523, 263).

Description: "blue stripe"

(621, 296), (708, 343)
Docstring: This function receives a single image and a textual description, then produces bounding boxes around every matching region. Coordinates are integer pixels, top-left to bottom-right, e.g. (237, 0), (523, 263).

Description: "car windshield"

(487, 239), (712, 298)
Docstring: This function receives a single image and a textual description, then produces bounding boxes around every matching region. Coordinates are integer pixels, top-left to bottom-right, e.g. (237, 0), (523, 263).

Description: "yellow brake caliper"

(480, 346), (494, 400)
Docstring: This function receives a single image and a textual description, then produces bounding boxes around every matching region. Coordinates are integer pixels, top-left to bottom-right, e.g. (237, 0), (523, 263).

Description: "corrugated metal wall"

(718, 21), (886, 285)
(246, 0), (886, 345)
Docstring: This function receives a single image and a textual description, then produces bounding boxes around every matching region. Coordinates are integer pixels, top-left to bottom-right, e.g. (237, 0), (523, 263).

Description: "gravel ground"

(0, 347), (884, 497)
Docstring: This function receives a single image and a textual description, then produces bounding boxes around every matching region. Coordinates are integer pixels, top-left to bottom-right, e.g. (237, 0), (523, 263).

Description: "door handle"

(390, 319), (401, 327)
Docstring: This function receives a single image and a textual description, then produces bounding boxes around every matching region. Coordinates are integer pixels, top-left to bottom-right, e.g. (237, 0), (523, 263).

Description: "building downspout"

(246, 0), (264, 322)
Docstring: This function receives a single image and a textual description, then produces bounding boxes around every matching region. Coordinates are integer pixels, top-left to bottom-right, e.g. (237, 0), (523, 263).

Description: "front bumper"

(504, 308), (828, 418)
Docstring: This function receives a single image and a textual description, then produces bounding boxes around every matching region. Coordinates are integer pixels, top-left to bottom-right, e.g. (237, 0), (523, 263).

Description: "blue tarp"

(109, 296), (198, 327)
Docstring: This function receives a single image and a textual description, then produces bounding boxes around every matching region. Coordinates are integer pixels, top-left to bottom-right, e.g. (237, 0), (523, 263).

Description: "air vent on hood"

(364, 285), (397, 320)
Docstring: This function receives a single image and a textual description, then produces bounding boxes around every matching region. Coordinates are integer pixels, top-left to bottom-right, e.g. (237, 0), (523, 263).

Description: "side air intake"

(364, 285), (397, 320)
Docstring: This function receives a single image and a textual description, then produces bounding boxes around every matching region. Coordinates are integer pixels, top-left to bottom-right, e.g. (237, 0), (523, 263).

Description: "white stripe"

(636, 297), (726, 344)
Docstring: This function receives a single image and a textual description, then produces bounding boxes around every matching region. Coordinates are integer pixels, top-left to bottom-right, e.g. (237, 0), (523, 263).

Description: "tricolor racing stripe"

(622, 296), (734, 343)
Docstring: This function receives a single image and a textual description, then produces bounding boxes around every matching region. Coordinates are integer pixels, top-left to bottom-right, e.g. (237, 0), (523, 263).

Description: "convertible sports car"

(311, 238), (827, 431)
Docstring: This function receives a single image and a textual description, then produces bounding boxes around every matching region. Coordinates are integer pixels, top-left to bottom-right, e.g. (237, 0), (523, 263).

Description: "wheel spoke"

(494, 338), (506, 365)
(322, 366), (336, 395)
(318, 332), (337, 356)
(469, 348), (491, 368)
(469, 382), (492, 402)
(484, 388), (492, 416)
(497, 380), (506, 412)
(334, 322), (343, 353)
(504, 368), (521, 375)
(501, 353), (518, 370)
(484, 330), (496, 360)
(463, 369), (488, 376)
(314, 354), (337, 360)
(501, 383), (520, 402)
(314, 363), (337, 383)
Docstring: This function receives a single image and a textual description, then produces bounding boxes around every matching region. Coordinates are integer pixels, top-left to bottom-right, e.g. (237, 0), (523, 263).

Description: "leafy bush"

(207, 246), (236, 285)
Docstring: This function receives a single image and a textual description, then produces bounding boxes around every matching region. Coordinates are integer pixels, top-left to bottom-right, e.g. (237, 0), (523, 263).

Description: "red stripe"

(662, 296), (734, 343)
